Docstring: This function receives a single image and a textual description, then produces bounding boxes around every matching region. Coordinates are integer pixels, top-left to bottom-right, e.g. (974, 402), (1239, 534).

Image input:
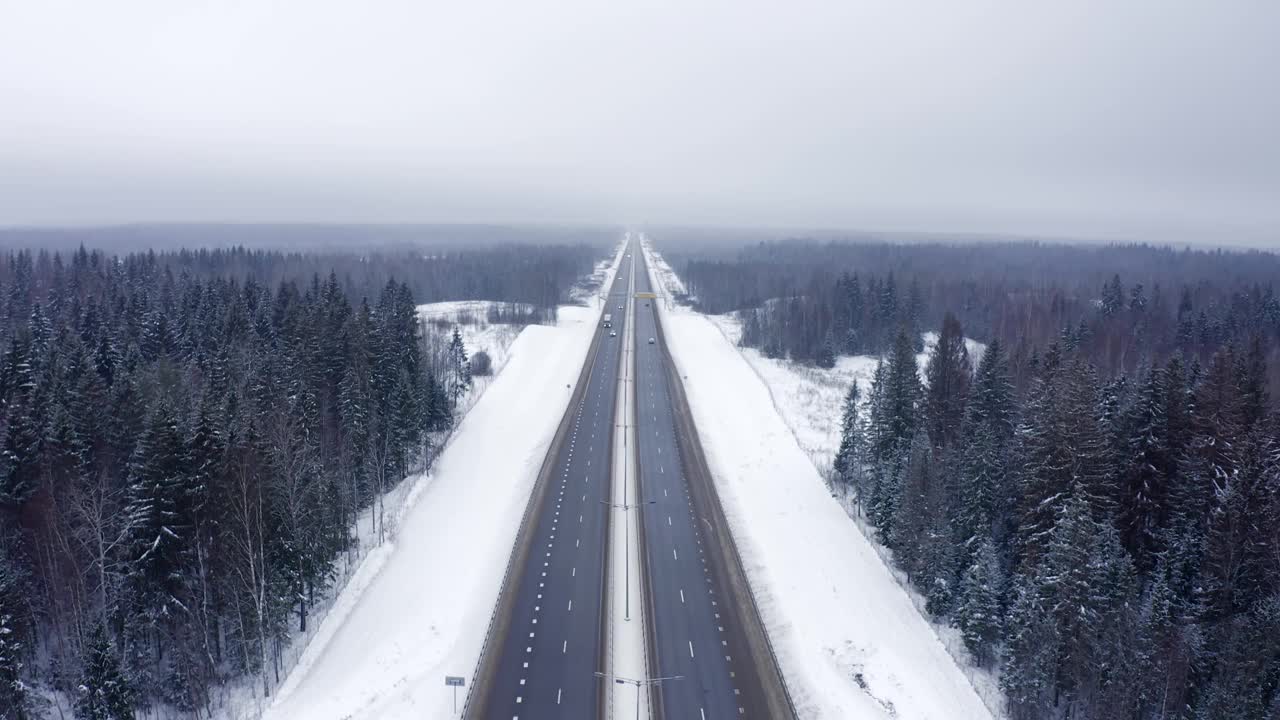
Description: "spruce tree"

(76, 625), (134, 720)
(866, 332), (920, 536)
(923, 312), (971, 451)
(1116, 366), (1173, 570)
(1015, 356), (1112, 566)
(953, 338), (1014, 554)
(446, 326), (471, 411)
(1100, 274), (1125, 317)
(844, 273), (864, 353)
(124, 401), (193, 622)
(0, 543), (28, 720)
(815, 331), (836, 369)
(833, 381), (862, 496)
(1002, 571), (1058, 720)
(955, 538), (1002, 667)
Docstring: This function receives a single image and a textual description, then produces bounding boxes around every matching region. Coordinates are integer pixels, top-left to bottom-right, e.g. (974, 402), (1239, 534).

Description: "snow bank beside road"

(263, 243), (624, 720)
(644, 239), (994, 720)
(264, 311), (597, 720)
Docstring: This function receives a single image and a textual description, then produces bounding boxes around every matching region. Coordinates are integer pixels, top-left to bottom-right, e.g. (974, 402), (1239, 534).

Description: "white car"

(610, 331), (617, 337)
(648, 337), (655, 344)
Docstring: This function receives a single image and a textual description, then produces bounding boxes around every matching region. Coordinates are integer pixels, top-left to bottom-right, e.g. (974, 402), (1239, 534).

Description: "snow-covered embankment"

(260, 243), (624, 720)
(641, 237), (996, 720)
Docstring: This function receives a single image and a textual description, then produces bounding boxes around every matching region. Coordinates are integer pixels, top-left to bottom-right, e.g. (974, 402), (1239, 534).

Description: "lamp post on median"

(594, 672), (683, 720)
(601, 499), (655, 621)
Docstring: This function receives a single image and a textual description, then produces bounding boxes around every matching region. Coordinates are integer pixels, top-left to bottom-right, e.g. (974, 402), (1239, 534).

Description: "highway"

(469, 235), (792, 719)
(471, 245), (633, 720)
(632, 244), (795, 719)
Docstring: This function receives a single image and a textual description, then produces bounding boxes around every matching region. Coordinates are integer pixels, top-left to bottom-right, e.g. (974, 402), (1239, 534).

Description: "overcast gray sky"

(1, 0), (1277, 244)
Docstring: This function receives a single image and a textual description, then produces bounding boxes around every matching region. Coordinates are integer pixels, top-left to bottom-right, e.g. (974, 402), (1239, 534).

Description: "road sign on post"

(445, 676), (465, 714)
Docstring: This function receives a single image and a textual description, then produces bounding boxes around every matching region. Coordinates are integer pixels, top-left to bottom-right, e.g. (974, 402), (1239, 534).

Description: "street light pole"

(595, 672), (683, 720)
(601, 499), (655, 621)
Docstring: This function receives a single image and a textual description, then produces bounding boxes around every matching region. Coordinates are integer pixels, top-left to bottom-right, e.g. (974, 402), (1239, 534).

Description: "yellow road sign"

(634, 292), (657, 299)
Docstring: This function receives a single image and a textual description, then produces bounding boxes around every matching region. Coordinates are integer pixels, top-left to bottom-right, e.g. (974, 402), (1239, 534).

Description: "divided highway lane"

(472, 248), (634, 720)
(633, 246), (796, 719)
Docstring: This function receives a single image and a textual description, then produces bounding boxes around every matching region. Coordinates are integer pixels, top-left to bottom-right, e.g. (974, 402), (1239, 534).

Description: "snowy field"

(228, 245), (624, 720)
(643, 239), (1000, 720)
(416, 300), (525, 417)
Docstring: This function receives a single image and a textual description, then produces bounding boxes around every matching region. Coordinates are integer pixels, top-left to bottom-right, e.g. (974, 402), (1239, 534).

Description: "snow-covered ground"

(706, 315), (984, 481)
(417, 300), (526, 418)
(240, 243), (624, 720)
(643, 237), (1000, 720)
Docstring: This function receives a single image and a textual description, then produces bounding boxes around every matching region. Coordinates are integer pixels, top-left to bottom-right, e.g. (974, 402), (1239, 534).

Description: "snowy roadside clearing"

(416, 300), (526, 421)
(239, 241), (625, 720)
(642, 236), (998, 720)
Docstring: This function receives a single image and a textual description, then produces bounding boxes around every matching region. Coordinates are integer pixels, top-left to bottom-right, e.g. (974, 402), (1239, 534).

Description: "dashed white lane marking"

(680, 589), (685, 603)
(562, 640), (567, 653)
(568, 600), (573, 611)
(689, 641), (695, 658)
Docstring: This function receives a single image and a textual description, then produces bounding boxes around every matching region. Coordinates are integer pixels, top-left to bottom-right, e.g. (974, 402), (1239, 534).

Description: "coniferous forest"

(676, 237), (1280, 719)
(0, 241), (599, 719)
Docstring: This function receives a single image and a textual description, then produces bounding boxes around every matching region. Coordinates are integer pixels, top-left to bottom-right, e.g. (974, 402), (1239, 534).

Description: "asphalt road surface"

(632, 247), (794, 719)
(473, 248), (633, 720)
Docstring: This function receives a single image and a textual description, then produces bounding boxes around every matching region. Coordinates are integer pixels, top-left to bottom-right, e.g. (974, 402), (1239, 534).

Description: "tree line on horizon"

(674, 239), (1280, 393)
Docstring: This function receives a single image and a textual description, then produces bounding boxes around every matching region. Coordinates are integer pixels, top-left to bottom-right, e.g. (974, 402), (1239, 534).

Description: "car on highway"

(610, 331), (617, 337)
(648, 337), (655, 344)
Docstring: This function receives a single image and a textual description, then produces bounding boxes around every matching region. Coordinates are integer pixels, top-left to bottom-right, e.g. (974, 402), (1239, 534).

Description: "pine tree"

(76, 625), (134, 720)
